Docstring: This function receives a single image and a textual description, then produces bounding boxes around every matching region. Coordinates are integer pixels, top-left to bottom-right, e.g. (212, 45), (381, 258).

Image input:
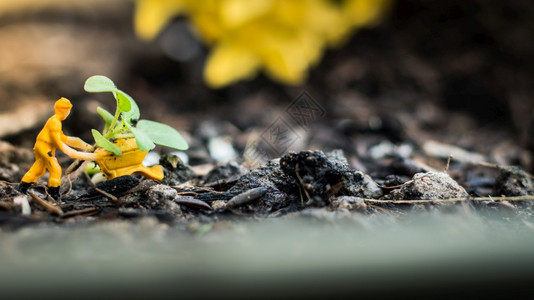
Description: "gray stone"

(387, 172), (468, 200)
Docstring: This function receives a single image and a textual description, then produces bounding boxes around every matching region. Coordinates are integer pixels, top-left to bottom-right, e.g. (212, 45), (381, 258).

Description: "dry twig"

(83, 173), (119, 203)
(445, 154), (453, 172)
(28, 191), (63, 215)
(0, 201), (12, 211)
(60, 207), (99, 219)
(364, 195), (534, 204)
(295, 163), (312, 202)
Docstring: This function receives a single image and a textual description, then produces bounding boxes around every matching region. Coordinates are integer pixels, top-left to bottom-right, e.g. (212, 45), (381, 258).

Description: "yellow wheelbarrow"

(94, 138), (164, 181)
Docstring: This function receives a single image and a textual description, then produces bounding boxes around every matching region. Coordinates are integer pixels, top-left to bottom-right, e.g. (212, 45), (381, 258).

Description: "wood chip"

(226, 187), (267, 208)
(174, 196), (212, 210)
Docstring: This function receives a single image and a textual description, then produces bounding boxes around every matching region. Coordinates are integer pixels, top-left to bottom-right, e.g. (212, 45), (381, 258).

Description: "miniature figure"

(18, 98), (98, 199)
(17, 76), (188, 200)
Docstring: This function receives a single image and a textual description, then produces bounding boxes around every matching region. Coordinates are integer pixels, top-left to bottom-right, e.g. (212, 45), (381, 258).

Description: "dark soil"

(0, 0), (532, 230)
(0, 146), (532, 230)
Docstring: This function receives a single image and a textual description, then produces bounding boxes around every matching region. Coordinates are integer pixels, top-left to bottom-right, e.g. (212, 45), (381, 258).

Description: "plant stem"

(107, 126), (130, 139)
(104, 106), (121, 139)
(102, 92), (121, 140)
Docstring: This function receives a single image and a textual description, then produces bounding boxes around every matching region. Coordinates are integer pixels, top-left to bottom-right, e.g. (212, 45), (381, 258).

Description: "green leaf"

(92, 129), (122, 156)
(124, 121), (154, 151)
(118, 91), (140, 122)
(84, 75), (135, 116)
(84, 75), (117, 93)
(114, 90), (132, 114)
(129, 126), (155, 151)
(97, 107), (114, 131)
(136, 120), (189, 150)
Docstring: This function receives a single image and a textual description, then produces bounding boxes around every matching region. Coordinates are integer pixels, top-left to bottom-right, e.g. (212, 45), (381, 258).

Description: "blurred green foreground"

(1, 210), (533, 298)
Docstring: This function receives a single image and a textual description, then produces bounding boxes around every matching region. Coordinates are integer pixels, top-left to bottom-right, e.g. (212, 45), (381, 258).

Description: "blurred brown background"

(0, 0), (533, 170)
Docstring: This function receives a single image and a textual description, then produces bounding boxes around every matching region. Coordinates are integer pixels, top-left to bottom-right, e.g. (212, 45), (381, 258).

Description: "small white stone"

(208, 136), (237, 163)
(13, 195), (31, 215)
(91, 173), (107, 184)
(168, 151), (189, 165)
(143, 151), (161, 166)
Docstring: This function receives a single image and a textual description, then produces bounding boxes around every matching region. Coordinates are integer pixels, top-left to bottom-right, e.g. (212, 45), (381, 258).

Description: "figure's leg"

(47, 187), (60, 200)
(18, 159), (46, 193)
(17, 182), (33, 194)
(47, 157), (62, 199)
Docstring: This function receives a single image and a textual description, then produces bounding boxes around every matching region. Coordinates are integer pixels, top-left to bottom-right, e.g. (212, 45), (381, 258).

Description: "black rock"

(95, 175), (140, 196)
(280, 150), (382, 204)
(228, 160), (294, 213)
(203, 161), (247, 184)
(494, 166), (534, 196)
(160, 154), (197, 185)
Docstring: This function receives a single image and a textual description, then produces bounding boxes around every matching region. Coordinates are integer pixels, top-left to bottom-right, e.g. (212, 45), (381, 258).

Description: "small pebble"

(168, 151), (189, 165)
(143, 151), (161, 166)
(387, 171), (468, 200)
(208, 136), (237, 163)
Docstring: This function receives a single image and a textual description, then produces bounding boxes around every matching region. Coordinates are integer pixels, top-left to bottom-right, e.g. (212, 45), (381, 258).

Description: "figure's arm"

(58, 141), (99, 161)
(50, 122), (98, 161)
(65, 136), (93, 151)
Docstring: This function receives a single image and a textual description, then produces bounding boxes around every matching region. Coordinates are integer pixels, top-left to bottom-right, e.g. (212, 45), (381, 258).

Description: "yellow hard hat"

(54, 97), (73, 112)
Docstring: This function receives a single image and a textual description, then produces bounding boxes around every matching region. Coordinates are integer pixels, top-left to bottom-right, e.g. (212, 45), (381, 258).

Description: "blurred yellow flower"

(134, 0), (391, 88)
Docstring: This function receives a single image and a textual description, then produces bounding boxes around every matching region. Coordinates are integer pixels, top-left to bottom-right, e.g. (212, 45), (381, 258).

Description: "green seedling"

(84, 75), (189, 155)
